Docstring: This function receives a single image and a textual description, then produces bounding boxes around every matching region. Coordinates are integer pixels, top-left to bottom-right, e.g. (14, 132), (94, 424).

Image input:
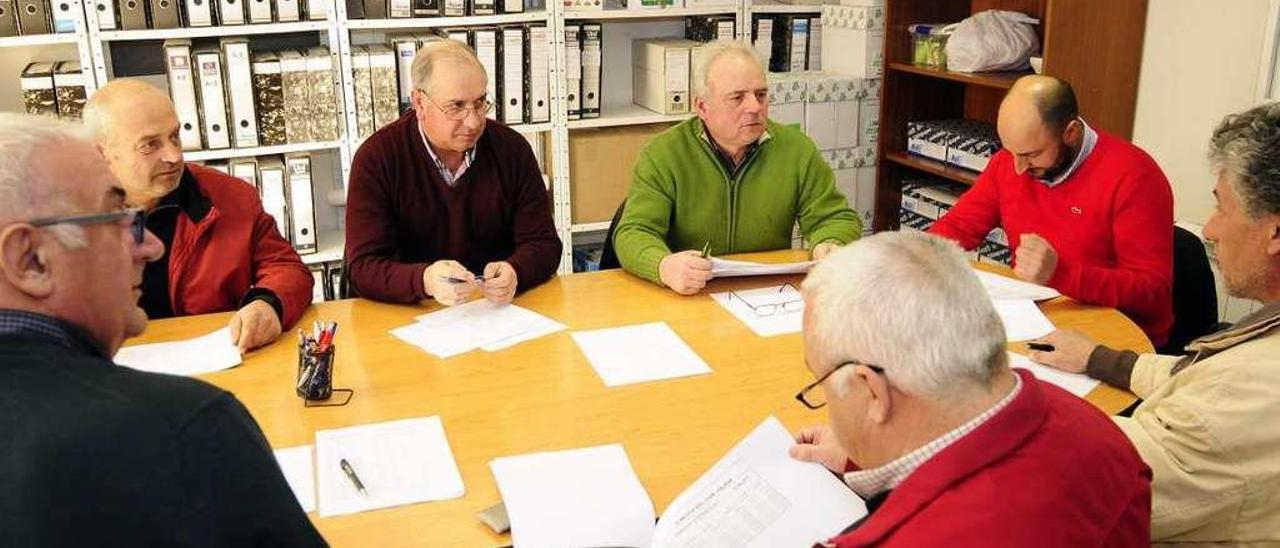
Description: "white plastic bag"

(945, 10), (1040, 73)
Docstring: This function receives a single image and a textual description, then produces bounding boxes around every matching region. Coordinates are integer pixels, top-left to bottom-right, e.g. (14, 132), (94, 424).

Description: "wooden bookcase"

(873, 0), (1149, 231)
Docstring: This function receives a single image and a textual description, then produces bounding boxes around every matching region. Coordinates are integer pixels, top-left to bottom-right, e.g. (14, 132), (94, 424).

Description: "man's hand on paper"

(228, 299), (281, 354)
(1028, 329), (1098, 374)
(423, 260), (476, 307)
(482, 261), (518, 305)
(811, 242), (839, 261)
(659, 250), (713, 295)
(1013, 233), (1059, 285)
(789, 425), (850, 474)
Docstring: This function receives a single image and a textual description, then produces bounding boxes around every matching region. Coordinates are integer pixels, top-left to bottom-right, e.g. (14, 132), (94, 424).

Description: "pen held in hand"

(444, 276), (486, 285)
(339, 458), (368, 497)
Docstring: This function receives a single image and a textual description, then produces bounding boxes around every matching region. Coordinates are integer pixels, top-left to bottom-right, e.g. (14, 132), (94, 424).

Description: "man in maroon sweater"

(345, 40), (561, 306)
(791, 231), (1151, 546)
(928, 75), (1174, 347)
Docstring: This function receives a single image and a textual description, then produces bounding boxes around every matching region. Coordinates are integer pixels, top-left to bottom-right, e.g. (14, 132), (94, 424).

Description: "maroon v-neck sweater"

(344, 112), (562, 303)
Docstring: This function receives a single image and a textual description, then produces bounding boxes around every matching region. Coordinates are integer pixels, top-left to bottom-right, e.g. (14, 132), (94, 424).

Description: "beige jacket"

(1105, 301), (1280, 544)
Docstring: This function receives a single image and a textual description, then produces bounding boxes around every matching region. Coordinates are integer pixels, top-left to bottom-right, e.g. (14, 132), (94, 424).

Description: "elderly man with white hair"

(790, 231), (1151, 545)
(613, 39), (861, 295)
(1033, 103), (1280, 542)
(0, 114), (325, 546)
(83, 79), (313, 353)
(345, 39), (561, 306)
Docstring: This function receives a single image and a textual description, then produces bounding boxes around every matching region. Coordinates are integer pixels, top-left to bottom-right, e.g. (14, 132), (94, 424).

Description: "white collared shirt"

(419, 126), (476, 187)
(842, 373), (1024, 499)
(1043, 118), (1098, 187)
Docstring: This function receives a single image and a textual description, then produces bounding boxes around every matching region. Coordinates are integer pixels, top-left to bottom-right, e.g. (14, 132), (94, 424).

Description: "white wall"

(1132, 0), (1272, 224)
(1132, 0), (1275, 321)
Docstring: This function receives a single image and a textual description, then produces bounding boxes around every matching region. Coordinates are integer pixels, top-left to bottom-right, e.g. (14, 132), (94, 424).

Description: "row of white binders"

(162, 39), (340, 151)
(0, 0), (79, 35)
(20, 60), (87, 120)
(93, 0), (331, 30)
(205, 153), (321, 254)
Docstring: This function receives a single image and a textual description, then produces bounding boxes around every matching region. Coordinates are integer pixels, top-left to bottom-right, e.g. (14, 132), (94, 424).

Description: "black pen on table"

(339, 458), (368, 497)
(1028, 342), (1055, 352)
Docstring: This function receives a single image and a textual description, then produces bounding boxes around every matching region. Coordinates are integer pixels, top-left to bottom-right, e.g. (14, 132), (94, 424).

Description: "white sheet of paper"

(993, 299), (1056, 341)
(1008, 352), (1101, 397)
(974, 269), (1061, 301)
(389, 300), (566, 358)
(274, 445), (317, 513)
(571, 322), (712, 387)
(314, 416), (465, 518)
(710, 285), (804, 337)
(651, 416), (867, 548)
(114, 327), (241, 376)
(710, 257), (815, 277)
(491, 444), (656, 548)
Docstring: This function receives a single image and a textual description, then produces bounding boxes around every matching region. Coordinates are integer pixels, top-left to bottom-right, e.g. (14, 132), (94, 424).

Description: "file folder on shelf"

(229, 157), (258, 189)
(473, 27), (498, 113)
(193, 47), (232, 150)
(351, 46), (375, 139)
(247, 0), (270, 22)
(279, 50), (311, 144)
(367, 44), (400, 129)
(632, 38), (692, 115)
(498, 26), (525, 125)
(184, 0), (212, 26)
(524, 23), (550, 124)
(257, 156), (291, 242)
(581, 22), (601, 118)
(222, 39), (259, 148)
(564, 23), (582, 120)
(284, 153), (318, 254)
(93, 0), (117, 30)
(17, 0), (50, 34)
(117, 0), (147, 30)
(252, 52), (287, 147)
(149, 0), (181, 28)
(164, 40), (204, 151)
(217, 0), (245, 25)
(306, 47), (340, 143)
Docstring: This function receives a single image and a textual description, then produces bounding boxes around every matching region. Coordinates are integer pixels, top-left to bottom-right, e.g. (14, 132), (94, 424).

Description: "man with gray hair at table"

(613, 39), (861, 295)
(1032, 102), (1280, 542)
(789, 231), (1150, 545)
(0, 114), (325, 546)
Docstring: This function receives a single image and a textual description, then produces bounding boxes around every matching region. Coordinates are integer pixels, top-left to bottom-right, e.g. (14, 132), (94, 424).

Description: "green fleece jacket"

(614, 117), (861, 284)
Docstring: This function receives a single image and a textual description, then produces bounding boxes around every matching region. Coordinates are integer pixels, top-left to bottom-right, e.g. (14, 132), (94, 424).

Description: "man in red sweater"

(345, 40), (561, 306)
(929, 75), (1174, 347)
(792, 231), (1151, 546)
(84, 80), (313, 353)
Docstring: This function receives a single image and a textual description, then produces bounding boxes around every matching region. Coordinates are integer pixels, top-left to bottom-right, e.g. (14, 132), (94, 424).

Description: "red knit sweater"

(929, 130), (1174, 346)
(344, 112), (562, 303)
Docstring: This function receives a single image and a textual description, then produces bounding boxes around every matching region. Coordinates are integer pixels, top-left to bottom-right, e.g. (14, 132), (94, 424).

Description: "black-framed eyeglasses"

(419, 89), (494, 121)
(28, 208), (147, 244)
(730, 283), (802, 317)
(794, 360), (885, 410)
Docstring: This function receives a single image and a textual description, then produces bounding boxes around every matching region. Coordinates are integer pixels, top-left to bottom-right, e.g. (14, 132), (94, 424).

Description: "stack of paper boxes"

(770, 70), (880, 248)
(898, 179), (1010, 265)
(819, 2), (884, 80)
(906, 119), (1000, 172)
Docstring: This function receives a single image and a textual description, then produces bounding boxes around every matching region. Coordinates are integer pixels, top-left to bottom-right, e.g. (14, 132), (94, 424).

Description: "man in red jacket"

(792, 231), (1151, 546)
(84, 80), (313, 353)
(928, 75), (1174, 347)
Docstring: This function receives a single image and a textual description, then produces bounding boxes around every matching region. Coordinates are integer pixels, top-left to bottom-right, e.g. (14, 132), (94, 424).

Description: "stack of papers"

(274, 445), (317, 513)
(389, 300), (566, 358)
(491, 444), (656, 548)
(710, 285), (804, 337)
(974, 269), (1061, 301)
(314, 416), (465, 518)
(1008, 352), (1100, 397)
(489, 417), (866, 548)
(571, 322), (712, 387)
(993, 299), (1056, 341)
(711, 257), (814, 277)
(114, 327), (241, 376)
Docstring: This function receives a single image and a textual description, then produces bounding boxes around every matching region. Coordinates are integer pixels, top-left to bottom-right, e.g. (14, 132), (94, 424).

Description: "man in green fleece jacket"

(613, 40), (862, 294)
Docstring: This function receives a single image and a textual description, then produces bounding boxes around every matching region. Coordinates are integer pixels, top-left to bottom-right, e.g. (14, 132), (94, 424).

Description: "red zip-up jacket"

(168, 163), (313, 328)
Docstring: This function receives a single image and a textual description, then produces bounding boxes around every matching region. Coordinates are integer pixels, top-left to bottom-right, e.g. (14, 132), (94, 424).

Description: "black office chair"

(598, 200), (627, 271)
(1159, 225), (1220, 355)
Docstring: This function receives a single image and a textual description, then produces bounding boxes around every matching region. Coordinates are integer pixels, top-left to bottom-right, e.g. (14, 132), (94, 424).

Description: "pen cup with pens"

(297, 321), (353, 406)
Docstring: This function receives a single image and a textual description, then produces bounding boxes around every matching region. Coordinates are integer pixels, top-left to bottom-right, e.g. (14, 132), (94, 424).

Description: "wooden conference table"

(129, 251), (1151, 547)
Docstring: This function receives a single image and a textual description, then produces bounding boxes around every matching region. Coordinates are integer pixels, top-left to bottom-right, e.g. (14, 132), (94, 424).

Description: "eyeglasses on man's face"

(729, 283), (802, 317)
(420, 90), (494, 121)
(794, 360), (885, 410)
(28, 208), (148, 245)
